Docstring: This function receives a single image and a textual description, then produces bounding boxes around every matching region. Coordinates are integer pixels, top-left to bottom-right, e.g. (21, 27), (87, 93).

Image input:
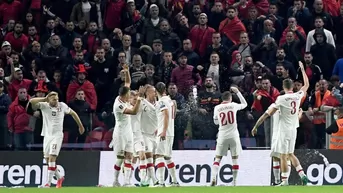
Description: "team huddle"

(110, 64), (179, 187)
(28, 60), (310, 188)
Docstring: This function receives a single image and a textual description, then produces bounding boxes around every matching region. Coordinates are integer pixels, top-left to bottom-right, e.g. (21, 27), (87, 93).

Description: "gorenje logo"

(0, 165), (65, 186)
(133, 164), (234, 184)
(307, 163), (343, 185)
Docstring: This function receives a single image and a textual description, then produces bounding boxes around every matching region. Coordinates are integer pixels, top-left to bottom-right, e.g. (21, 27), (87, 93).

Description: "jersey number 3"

(219, 111), (234, 125)
(290, 101), (296, 114)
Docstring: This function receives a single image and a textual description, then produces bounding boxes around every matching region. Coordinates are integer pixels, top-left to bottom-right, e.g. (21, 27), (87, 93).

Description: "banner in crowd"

(0, 151), (100, 187)
(99, 150), (272, 186)
(276, 150), (343, 185)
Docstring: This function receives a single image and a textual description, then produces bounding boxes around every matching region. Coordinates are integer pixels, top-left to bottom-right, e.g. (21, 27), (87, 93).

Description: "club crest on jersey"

(57, 107), (61, 112)
(52, 111), (57, 116)
(119, 105), (124, 109)
(208, 97), (212, 101)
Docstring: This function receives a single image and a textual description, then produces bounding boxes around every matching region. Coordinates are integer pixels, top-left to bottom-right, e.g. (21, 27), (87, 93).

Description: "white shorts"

(43, 136), (63, 158)
(143, 133), (156, 153)
(270, 136), (280, 158)
(275, 131), (297, 154)
(155, 136), (173, 157)
(215, 137), (242, 157)
(112, 132), (134, 156)
(134, 139), (145, 155)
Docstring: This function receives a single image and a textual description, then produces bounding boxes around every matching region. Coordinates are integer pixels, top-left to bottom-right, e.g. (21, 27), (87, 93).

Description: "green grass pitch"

(1, 186), (343, 193)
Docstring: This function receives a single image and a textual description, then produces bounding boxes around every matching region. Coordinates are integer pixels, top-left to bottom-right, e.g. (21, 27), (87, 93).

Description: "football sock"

(166, 159), (177, 183)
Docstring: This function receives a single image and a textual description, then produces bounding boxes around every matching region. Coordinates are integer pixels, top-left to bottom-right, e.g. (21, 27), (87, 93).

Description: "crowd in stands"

(0, 0), (342, 151)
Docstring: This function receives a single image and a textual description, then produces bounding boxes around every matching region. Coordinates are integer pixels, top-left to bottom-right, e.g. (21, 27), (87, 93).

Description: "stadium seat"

(84, 131), (105, 150)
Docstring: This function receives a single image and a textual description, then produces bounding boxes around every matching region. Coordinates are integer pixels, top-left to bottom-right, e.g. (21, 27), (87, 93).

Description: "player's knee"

(49, 155), (57, 162)
(139, 152), (146, 160)
(164, 156), (171, 160)
(145, 152), (152, 158)
(272, 157), (280, 162)
(232, 156), (238, 160)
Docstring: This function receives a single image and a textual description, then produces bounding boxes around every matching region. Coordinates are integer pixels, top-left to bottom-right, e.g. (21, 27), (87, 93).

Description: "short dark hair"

(155, 82), (166, 94)
(222, 91), (232, 101)
(283, 78), (294, 89)
(118, 86), (130, 96)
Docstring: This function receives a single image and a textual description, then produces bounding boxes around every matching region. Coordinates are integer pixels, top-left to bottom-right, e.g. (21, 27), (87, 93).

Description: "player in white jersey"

(111, 65), (143, 187)
(140, 85), (158, 185)
(252, 61), (309, 186)
(254, 102), (302, 185)
(129, 89), (149, 186)
(210, 87), (247, 186)
(154, 82), (179, 187)
(27, 91), (85, 188)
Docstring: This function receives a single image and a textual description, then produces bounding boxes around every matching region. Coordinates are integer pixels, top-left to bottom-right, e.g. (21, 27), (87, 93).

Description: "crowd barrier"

(1, 150), (342, 187)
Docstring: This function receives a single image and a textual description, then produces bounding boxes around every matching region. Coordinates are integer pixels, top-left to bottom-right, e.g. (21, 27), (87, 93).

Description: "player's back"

(275, 91), (304, 131)
(40, 102), (70, 137)
(113, 97), (132, 134)
(214, 102), (243, 139)
(141, 99), (157, 135)
(156, 96), (175, 137)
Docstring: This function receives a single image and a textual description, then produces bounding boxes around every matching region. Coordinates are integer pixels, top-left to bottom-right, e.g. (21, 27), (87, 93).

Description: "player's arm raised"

(251, 104), (277, 136)
(299, 61), (309, 93)
(67, 109), (85, 134)
(123, 64), (131, 88)
(231, 86), (247, 109)
(123, 96), (142, 115)
(26, 91), (56, 110)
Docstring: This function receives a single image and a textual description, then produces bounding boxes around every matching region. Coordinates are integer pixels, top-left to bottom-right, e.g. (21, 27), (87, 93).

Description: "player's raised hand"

(79, 125), (85, 135)
(230, 86), (239, 93)
(138, 86), (145, 97)
(122, 63), (129, 71)
(298, 61), (304, 70)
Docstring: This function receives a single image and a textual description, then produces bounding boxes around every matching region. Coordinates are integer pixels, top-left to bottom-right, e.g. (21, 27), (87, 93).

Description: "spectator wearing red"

(103, 0), (126, 33)
(66, 64), (97, 111)
(82, 21), (105, 54)
(7, 87), (32, 150)
(171, 54), (202, 96)
(231, 0), (269, 19)
(8, 68), (32, 101)
(0, 0), (22, 27)
(219, 6), (246, 48)
(279, 17), (306, 46)
(4, 22), (29, 53)
(189, 13), (215, 57)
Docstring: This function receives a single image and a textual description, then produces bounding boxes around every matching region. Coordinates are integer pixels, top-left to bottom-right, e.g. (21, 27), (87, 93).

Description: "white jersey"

(113, 96), (132, 135)
(267, 103), (280, 140)
(213, 101), (246, 139)
(156, 96), (175, 137)
(141, 99), (158, 135)
(38, 102), (71, 137)
(274, 91), (305, 131)
(129, 103), (143, 134)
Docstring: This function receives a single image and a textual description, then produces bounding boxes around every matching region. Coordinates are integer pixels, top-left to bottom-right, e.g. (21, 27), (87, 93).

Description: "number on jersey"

(219, 111), (234, 125)
(290, 101), (296, 114)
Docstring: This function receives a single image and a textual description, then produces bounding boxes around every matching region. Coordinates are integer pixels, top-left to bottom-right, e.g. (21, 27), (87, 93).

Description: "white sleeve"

(296, 91), (305, 99)
(61, 102), (71, 114)
(158, 100), (168, 112)
(37, 102), (49, 110)
(266, 103), (276, 116)
(274, 97), (282, 109)
(114, 102), (127, 114)
(213, 106), (219, 125)
(235, 92), (247, 110)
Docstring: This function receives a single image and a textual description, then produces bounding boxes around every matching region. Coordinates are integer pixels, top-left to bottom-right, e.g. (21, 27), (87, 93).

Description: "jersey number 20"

(219, 111), (234, 125)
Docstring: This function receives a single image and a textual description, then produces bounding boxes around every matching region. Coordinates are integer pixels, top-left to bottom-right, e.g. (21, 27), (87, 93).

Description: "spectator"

(8, 68), (32, 101)
(0, 0), (22, 27)
(61, 21), (80, 50)
(7, 88), (32, 150)
(141, 4), (165, 46)
(179, 39), (200, 67)
(82, 21), (105, 55)
(66, 89), (92, 145)
(156, 20), (181, 55)
(70, 0), (98, 24)
(204, 32), (229, 65)
(0, 81), (11, 149)
(297, 52), (323, 92)
(66, 64), (97, 111)
(305, 17), (335, 52)
(4, 22), (29, 53)
(310, 29), (337, 79)
(171, 54), (201, 96)
(156, 51), (177, 86)
(189, 13), (215, 57)
(193, 77), (221, 140)
(115, 35), (140, 65)
(308, 79), (330, 149)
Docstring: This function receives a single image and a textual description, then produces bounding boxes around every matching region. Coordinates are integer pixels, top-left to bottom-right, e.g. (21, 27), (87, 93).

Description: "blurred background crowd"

(0, 0), (342, 151)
